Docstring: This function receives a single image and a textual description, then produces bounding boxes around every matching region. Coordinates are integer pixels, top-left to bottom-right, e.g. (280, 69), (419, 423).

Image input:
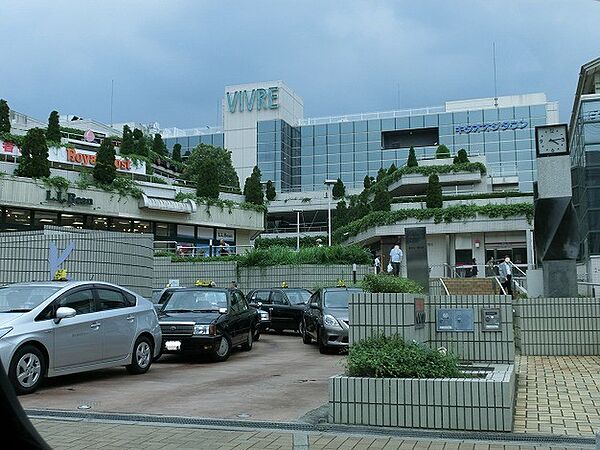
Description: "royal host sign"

(0, 141), (145, 175)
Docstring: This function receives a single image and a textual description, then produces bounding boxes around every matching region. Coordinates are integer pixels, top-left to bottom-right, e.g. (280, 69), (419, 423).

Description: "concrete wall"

(153, 258), (371, 291)
(349, 293), (514, 363)
(0, 227), (153, 297)
(514, 297), (600, 355)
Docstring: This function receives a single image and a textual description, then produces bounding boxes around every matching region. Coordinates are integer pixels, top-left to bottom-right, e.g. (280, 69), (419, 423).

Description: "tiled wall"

(349, 293), (514, 363)
(154, 258), (371, 291)
(329, 364), (515, 431)
(0, 227), (154, 297)
(514, 297), (600, 355)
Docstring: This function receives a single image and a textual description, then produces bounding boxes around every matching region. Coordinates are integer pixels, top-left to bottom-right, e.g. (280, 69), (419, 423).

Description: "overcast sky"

(1, 1), (598, 129)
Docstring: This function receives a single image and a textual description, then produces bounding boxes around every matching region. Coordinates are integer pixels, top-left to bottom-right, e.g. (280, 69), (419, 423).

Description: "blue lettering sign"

(455, 119), (528, 134)
(48, 241), (75, 281)
(225, 86), (279, 113)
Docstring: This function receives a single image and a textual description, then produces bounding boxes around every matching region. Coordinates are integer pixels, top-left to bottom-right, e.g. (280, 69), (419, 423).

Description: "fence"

(153, 257), (371, 291)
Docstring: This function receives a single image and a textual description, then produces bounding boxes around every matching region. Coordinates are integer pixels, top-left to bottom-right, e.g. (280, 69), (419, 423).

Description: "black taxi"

(246, 287), (311, 333)
(157, 285), (258, 362)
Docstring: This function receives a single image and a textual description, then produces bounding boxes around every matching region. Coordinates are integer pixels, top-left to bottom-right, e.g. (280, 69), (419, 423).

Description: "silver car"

(0, 281), (162, 395)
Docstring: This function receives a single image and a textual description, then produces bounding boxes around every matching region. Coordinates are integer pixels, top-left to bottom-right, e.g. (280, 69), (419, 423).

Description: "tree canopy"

(0, 99), (10, 133)
(46, 110), (61, 142)
(94, 138), (117, 184)
(152, 133), (167, 156)
(407, 147), (418, 167)
(426, 174), (443, 208)
(120, 125), (135, 155)
(243, 166), (264, 205)
(172, 143), (182, 162)
(17, 128), (50, 178)
(185, 144), (240, 199)
(453, 148), (470, 164)
(332, 178), (346, 199)
(265, 179), (276, 201)
(436, 144), (451, 159)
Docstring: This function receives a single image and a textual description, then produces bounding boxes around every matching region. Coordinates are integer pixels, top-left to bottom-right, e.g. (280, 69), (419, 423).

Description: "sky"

(0, 0), (598, 129)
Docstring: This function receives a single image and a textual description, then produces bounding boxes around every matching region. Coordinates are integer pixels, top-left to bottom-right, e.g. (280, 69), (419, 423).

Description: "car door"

(270, 290), (296, 330)
(51, 287), (104, 371)
(304, 292), (321, 339)
(228, 291), (245, 344)
(236, 292), (253, 337)
(95, 286), (137, 362)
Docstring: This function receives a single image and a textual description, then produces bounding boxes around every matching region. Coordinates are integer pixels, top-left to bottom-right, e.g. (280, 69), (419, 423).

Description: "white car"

(0, 281), (162, 394)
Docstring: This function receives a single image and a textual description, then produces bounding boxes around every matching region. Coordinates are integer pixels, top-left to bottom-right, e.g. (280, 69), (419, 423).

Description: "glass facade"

(257, 103), (548, 193)
(164, 133), (224, 156)
(571, 98), (600, 259)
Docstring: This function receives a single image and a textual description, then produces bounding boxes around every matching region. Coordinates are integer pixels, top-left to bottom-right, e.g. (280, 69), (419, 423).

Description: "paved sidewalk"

(514, 355), (600, 436)
(32, 418), (591, 449)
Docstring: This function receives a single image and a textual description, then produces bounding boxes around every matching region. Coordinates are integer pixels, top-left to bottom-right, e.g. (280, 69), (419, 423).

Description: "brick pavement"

(31, 418), (590, 449)
(514, 355), (600, 436)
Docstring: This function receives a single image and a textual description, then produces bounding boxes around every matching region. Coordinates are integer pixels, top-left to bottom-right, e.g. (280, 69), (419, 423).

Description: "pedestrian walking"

(486, 256), (496, 277)
(374, 255), (381, 274)
(220, 239), (230, 256)
(389, 244), (403, 277)
(498, 255), (513, 296)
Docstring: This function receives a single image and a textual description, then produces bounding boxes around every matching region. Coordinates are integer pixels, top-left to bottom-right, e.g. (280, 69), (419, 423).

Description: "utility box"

(436, 308), (474, 332)
(481, 308), (501, 332)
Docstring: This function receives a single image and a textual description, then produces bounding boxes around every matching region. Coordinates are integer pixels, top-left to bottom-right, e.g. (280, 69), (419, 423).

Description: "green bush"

(361, 273), (423, 293)
(236, 245), (372, 267)
(435, 144), (451, 159)
(453, 148), (469, 164)
(425, 174), (442, 208)
(346, 335), (463, 378)
(42, 176), (70, 191)
(406, 147), (418, 167)
(254, 235), (327, 249)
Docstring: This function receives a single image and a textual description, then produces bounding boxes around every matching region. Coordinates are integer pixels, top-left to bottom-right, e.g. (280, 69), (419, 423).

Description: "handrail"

(439, 278), (450, 295)
(494, 277), (507, 295)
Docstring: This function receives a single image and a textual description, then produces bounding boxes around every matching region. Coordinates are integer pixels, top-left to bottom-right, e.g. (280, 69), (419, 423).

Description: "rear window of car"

(286, 290), (311, 305)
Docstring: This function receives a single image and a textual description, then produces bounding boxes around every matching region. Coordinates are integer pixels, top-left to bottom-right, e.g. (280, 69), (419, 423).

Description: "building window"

(4, 208), (31, 226)
(60, 213), (85, 229)
(131, 220), (151, 233)
(91, 216), (109, 230)
(33, 211), (58, 227)
(111, 219), (132, 233)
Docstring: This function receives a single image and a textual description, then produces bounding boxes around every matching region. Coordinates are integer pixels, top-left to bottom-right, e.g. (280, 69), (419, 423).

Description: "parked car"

(0, 281), (162, 395)
(151, 287), (185, 311)
(302, 287), (363, 354)
(251, 306), (271, 341)
(246, 288), (311, 333)
(157, 287), (258, 362)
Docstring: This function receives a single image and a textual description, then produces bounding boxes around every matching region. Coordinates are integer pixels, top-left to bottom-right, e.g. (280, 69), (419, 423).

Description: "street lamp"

(324, 179), (337, 247)
(293, 209), (302, 252)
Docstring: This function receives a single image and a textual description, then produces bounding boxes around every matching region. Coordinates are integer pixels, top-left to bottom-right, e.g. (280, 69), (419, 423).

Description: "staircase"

(441, 277), (504, 295)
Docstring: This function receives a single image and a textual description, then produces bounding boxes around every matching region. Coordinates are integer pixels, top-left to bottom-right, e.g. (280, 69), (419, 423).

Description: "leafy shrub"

(406, 147), (418, 167)
(361, 273), (424, 293)
(425, 174), (442, 208)
(254, 235), (327, 249)
(42, 176), (70, 191)
(453, 148), (469, 164)
(435, 144), (451, 159)
(346, 335), (462, 378)
(236, 245), (372, 267)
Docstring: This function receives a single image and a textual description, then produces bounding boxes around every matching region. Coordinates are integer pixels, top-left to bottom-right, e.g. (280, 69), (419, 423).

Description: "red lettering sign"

(2, 141), (15, 153)
(67, 148), (131, 171)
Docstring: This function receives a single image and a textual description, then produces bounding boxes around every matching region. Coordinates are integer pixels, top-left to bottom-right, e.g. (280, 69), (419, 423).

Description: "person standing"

(389, 244), (403, 277)
(486, 256), (496, 277)
(374, 254), (381, 274)
(220, 239), (230, 256)
(469, 258), (478, 278)
(498, 255), (513, 296)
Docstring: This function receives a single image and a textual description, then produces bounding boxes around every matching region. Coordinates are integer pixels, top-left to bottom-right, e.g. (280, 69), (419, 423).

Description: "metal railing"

(494, 277), (507, 295)
(154, 240), (254, 257)
(298, 105), (446, 126)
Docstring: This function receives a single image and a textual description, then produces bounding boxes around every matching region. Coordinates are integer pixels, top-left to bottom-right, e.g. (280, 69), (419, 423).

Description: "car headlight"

(0, 327), (13, 339)
(259, 310), (269, 321)
(323, 315), (342, 329)
(193, 324), (211, 335)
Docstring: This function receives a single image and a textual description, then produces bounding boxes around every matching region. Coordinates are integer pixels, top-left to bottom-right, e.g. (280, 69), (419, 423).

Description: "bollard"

(352, 263), (357, 284)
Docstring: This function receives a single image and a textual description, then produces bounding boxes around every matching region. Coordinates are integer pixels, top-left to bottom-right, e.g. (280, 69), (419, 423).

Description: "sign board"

(226, 87), (279, 113)
(168, 279), (180, 287)
(436, 308), (474, 332)
(216, 228), (235, 242)
(0, 141), (145, 175)
(455, 120), (528, 134)
(46, 190), (93, 206)
(406, 227), (429, 293)
(83, 130), (96, 142)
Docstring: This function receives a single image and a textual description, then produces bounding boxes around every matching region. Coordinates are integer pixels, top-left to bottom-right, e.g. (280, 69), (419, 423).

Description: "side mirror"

(54, 307), (76, 324)
(218, 307), (228, 314)
(310, 302), (319, 309)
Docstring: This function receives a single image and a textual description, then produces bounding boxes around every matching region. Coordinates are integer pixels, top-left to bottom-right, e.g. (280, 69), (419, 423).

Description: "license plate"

(165, 341), (181, 351)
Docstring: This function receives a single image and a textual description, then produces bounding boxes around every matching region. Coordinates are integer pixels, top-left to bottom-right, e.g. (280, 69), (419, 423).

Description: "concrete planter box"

(329, 364), (515, 431)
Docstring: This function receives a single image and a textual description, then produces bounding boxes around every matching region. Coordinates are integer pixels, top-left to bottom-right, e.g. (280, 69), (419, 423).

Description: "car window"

(251, 290), (271, 304)
(236, 291), (248, 311)
(230, 291), (244, 313)
(271, 291), (288, 305)
(323, 289), (362, 308)
(286, 290), (311, 305)
(58, 289), (95, 315)
(124, 291), (136, 307)
(0, 285), (62, 312)
(159, 290), (176, 305)
(164, 290), (227, 312)
(96, 288), (128, 311)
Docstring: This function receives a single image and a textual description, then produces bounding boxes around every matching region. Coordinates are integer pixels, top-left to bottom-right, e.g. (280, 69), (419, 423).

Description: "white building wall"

(223, 81), (304, 184)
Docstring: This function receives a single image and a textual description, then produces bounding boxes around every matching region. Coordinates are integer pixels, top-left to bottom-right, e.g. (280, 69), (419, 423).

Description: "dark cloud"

(0, 0), (597, 128)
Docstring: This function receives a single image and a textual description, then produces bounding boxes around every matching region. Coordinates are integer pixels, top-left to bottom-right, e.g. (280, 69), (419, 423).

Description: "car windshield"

(323, 290), (362, 309)
(286, 290), (311, 305)
(151, 291), (162, 304)
(0, 285), (62, 312)
(163, 290), (227, 312)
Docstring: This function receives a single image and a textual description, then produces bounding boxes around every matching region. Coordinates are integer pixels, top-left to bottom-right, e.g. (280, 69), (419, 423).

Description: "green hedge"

(361, 273), (424, 293)
(334, 203), (534, 242)
(237, 245), (372, 267)
(391, 191), (533, 204)
(346, 335), (462, 378)
(254, 235), (328, 249)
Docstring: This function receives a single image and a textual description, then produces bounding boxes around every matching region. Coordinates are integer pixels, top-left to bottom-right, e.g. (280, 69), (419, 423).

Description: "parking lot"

(18, 333), (344, 422)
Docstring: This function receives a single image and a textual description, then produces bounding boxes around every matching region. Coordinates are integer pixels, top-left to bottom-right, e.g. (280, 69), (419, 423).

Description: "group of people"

(373, 244), (404, 277)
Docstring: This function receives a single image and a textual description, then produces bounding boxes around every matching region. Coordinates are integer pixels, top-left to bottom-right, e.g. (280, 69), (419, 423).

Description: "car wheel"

(318, 329), (329, 354)
(9, 345), (46, 395)
(297, 320), (304, 335)
(241, 329), (253, 351)
(126, 336), (153, 374)
(302, 321), (312, 345)
(211, 336), (232, 362)
(253, 331), (261, 341)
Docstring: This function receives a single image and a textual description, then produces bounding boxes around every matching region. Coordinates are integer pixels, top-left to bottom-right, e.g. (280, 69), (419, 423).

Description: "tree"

(17, 128), (50, 178)
(152, 133), (167, 156)
(426, 174), (443, 208)
(376, 167), (387, 182)
(94, 138), (117, 184)
(387, 163), (397, 175)
(453, 148), (470, 164)
(333, 199), (349, 229)
(172, 143), (182, 162)
(46, 110), (61, 142)
(0, 99), (10, 133)
(120, 125), (135, 155)
(132, 128), (148, 156)
(244, 166), (264, 205)
(185, 144), (240, 199)
(372, 185), (391, 212)
(407, 147), (418, 167)
(265, 179), (276, 201)
(436, 144), (451, 159)
(363, 175), (372, 189)
(332, 178), (346, 199)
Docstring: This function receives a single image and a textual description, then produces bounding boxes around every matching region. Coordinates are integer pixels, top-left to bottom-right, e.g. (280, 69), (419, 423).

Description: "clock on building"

(535, 124), (569, 157)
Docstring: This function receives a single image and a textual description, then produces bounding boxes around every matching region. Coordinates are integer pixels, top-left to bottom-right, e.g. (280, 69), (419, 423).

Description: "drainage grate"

(26, 408), (595, 446)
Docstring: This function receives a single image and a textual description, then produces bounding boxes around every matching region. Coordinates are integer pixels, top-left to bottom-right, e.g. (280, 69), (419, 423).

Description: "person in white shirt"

(374, 255), (381, 274)
(498, 256), (513, 296)
(389, 244), (403, 276)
